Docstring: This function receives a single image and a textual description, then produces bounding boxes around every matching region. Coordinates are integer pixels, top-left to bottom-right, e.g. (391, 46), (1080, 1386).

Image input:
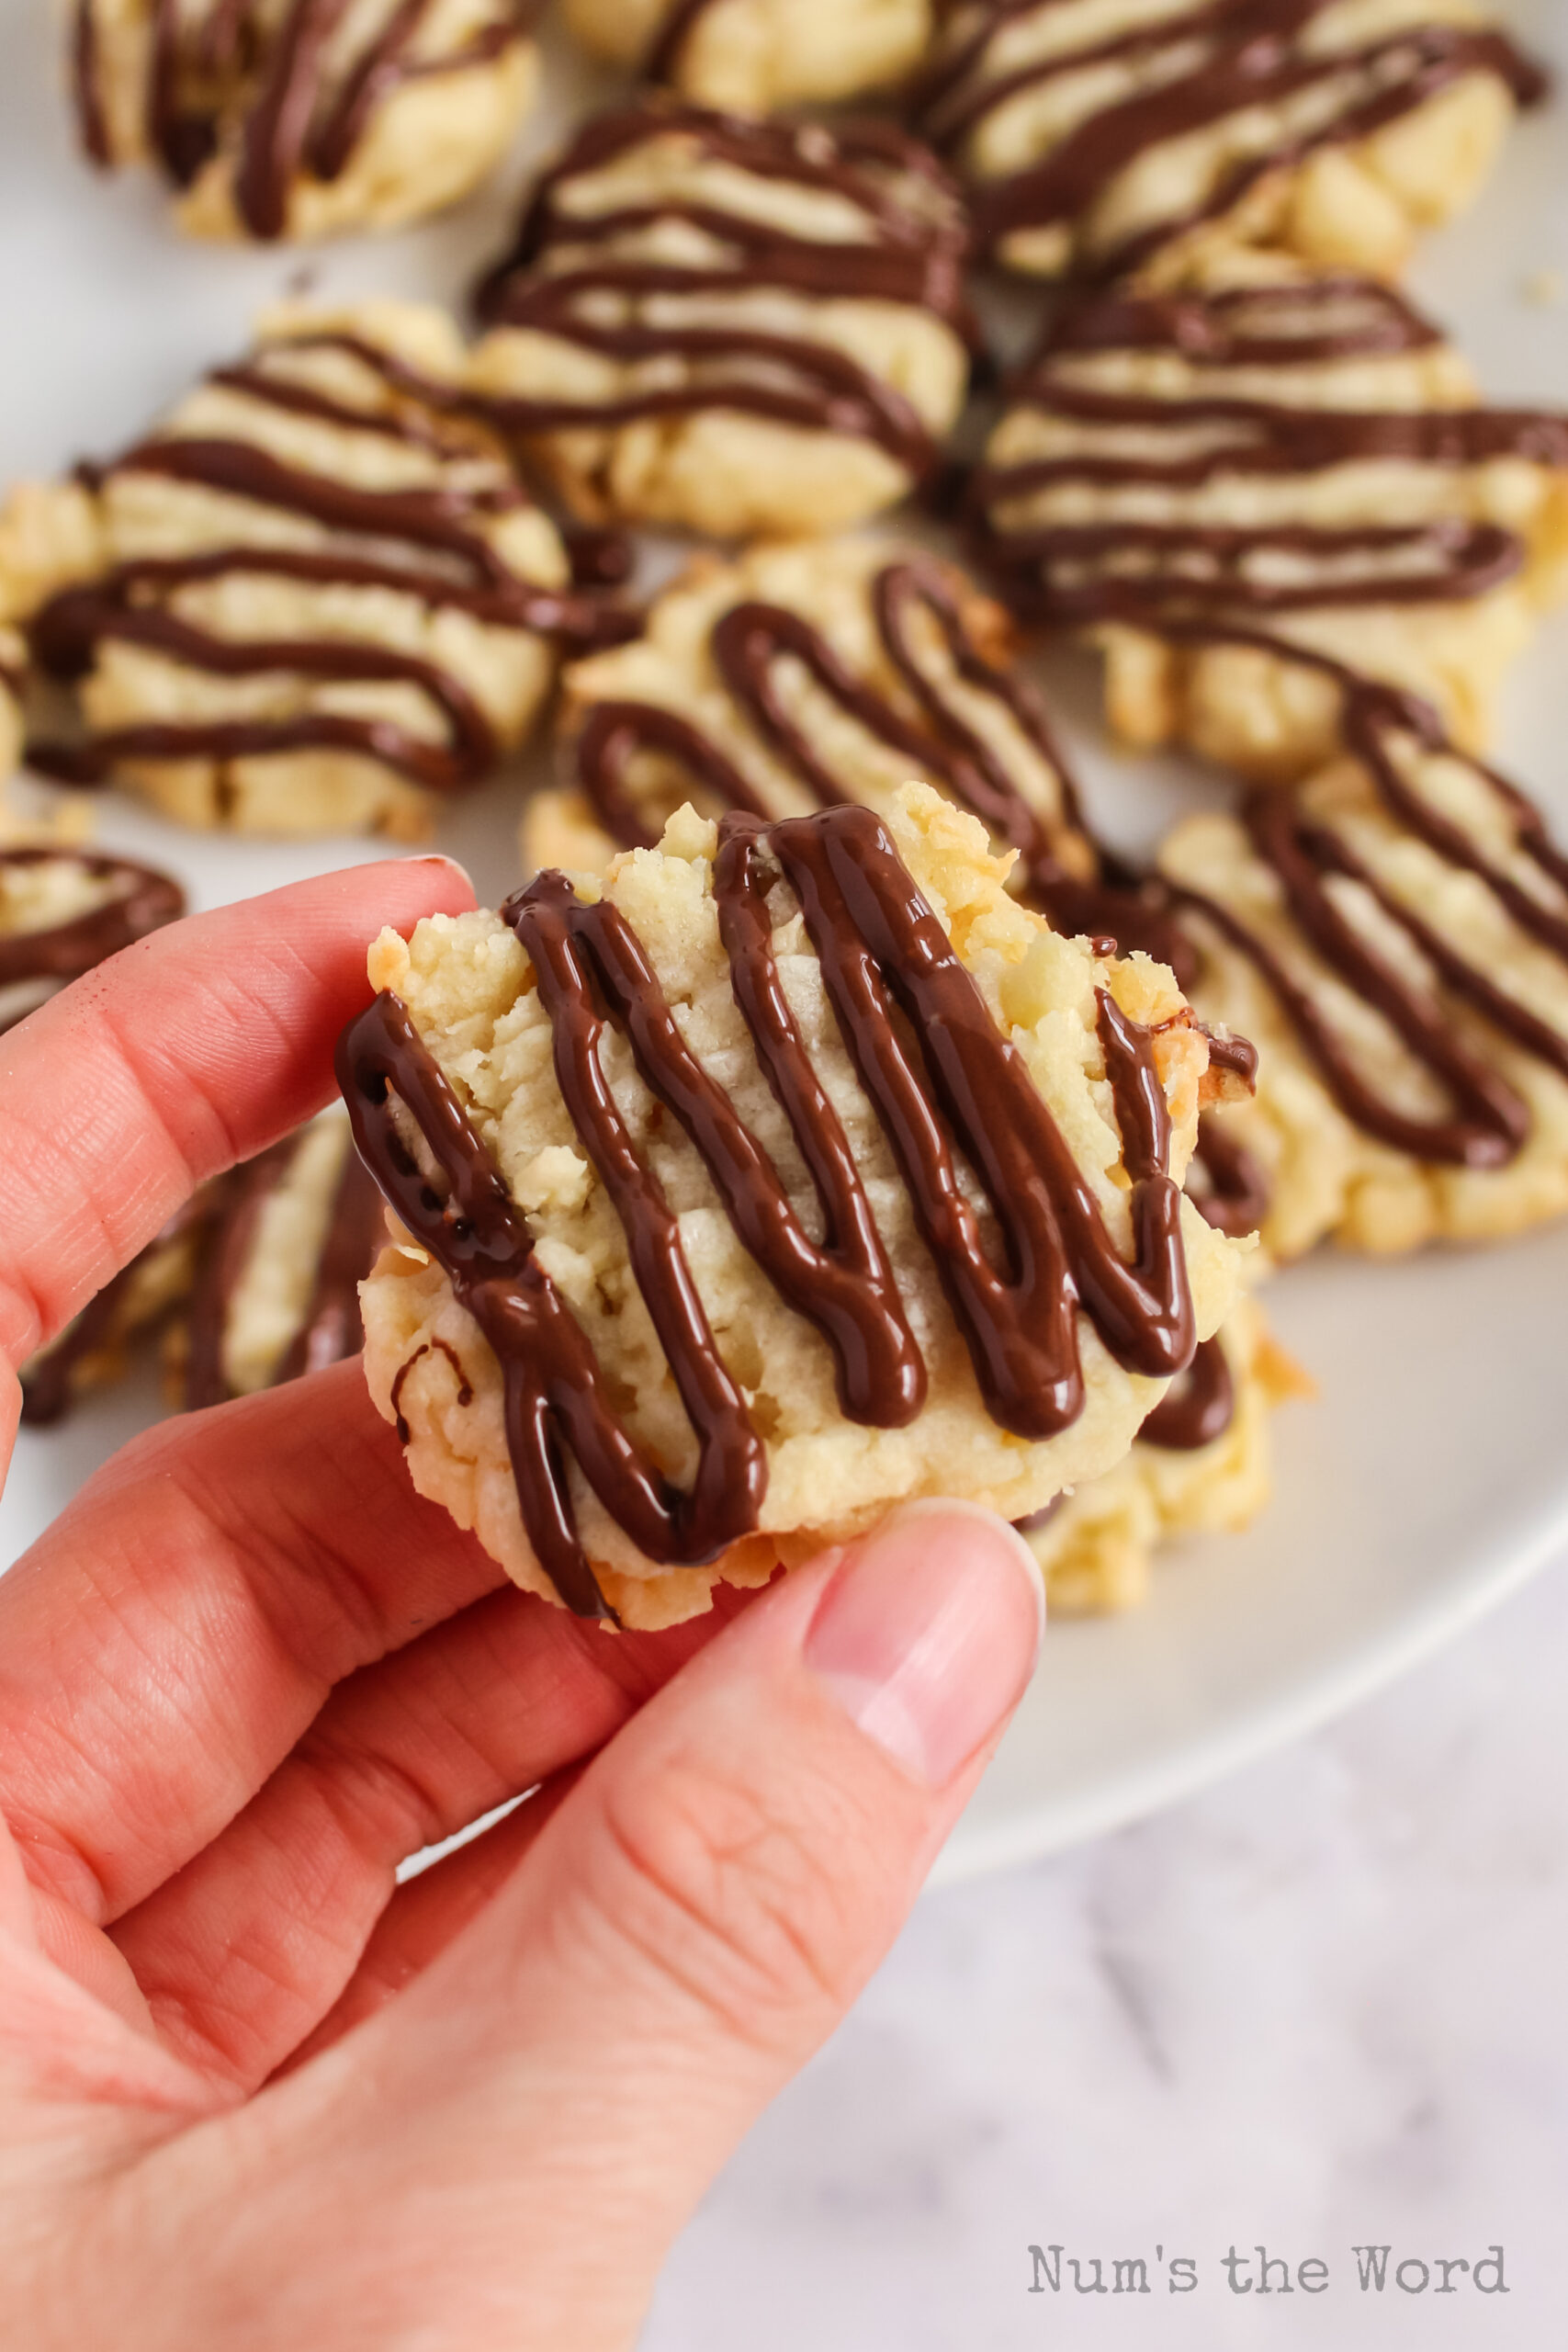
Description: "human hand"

(0, 863), (1043, 2351)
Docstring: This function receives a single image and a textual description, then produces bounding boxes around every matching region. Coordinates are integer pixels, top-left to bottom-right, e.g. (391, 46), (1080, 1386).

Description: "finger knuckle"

(595, 1751), (887, 2050)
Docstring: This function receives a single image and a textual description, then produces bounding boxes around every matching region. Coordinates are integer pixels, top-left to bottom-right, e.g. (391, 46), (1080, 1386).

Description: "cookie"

(1156, 662), (1568, 1257)
(0, 843), (184, 1035)
(19, 1110), (383, 1424)
(69, 0), (539, 243)
(533, 534), (1222, 1000)
(339, 782), (1246, 1628)
(0, 303), (596, 838)
(915, 0), (1544, 282)
(972, 264), (1568, 779)
(468, 103), (975, 540)
(1020, 1295), (1306, 1614)
(562, 0), (931, 113)
(536, 537), (1097, 890)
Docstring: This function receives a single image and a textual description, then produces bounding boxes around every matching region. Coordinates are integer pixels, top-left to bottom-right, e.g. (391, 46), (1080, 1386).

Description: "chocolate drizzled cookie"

(0, 303), (619, 838)
(340, 784), (1246, 1627)
(70, 0), (542, 242)
(0, 844), (184, 1035)
(915, 0), (1545, 282)
(21, 1112), (384, 1426)
(468, 102), (976, 539)
(1159, 650), (1568, 1256)
(971, 266), (1568, 777)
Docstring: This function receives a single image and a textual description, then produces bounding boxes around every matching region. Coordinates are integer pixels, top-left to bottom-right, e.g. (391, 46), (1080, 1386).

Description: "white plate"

(2, 1), (1567, 1881)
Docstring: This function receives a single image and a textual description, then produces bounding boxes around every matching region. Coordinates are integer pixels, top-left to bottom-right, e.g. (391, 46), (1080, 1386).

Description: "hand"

(0, 861), (1043, 2351)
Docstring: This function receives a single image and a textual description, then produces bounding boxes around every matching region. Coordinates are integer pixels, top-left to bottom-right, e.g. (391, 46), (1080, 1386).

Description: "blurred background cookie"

(0, 301), (603, 838)
(537, 535), (1091, 881)
(1020, 1297), (1308, 1615)
(469, 102), (976, 538)
(971, 260), (1568, 779)
(20, 1109), (383, 1424)
(68, 0), (542, 242)
(0, 840), (183, 1034)
(914, 0), (1545, 283)
(1159, 668), (1568, 1256)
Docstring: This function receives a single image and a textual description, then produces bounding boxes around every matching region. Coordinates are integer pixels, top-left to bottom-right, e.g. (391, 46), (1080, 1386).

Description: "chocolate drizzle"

(26, 331), (624, 798)
(644, 0), (726, 83)
(0, 847), (185, 1032)
(1190, 1112), (1269, 1238)
(917, 0), (1546, 277)
(338, 803), (1201, 1616)
(391, 1337), (474, 1442)
(1167, 640), (1568, 1168)
(472, 102), (975, 482)
(972, 275), (1568, 626)
(1140, 1332), (1234, 1450)
(73, 0), (540, 239)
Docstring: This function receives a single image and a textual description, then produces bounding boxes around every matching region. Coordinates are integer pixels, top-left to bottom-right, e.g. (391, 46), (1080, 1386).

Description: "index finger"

(0, 855), (473, 1396)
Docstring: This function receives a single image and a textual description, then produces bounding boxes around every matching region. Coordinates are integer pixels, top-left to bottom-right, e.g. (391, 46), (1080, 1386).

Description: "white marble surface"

(641, 1553), (1568, 2352)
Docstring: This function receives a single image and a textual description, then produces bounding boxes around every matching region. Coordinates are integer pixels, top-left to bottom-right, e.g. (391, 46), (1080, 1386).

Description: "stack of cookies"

(11, 0), (1566, 1633)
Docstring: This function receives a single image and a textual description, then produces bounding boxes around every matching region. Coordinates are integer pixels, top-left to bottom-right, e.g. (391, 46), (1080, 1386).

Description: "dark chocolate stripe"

(338, 802), (1199, 1614)
(1140, 1331), (1234, 1450)
(1190, 1113), (1269, 1238)
(644, 0), (725, 82)
(72, 0), (111, 165)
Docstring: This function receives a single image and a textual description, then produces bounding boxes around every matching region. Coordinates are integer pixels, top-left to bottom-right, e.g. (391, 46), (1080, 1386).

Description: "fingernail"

(403, 852), (475, 890)
(804, 1501), (1045, 1788)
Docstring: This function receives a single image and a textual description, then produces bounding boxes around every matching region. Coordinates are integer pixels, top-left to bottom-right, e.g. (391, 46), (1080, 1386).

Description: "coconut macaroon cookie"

(68, 0), (541, 243)
(1157, 664), (1568, 1259)
(21, 1110), (384, 1425)
(914, 0), (1545, 283)
(1021, 1295), (1306, 1614)
(468, 103), (976, 540)
(0, 302), (593, 839)
(340, 784), (1247, 1628)
(562, 0), (932, 114)
(531, 536), (1137, 932)
(536, 535), (1201, 978)
(0, 843), (184, 1035)
(972, 266), (1568, 780)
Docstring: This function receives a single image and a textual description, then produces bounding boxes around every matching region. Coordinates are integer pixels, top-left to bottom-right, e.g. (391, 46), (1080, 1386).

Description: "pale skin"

(0, 858), (1043, 2350)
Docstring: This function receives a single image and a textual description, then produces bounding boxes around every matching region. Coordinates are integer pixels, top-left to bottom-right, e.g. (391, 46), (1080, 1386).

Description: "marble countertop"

(641, 1554), (1568, 2351)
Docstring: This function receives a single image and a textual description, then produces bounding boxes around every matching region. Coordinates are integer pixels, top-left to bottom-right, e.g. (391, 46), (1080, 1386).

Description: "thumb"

(131, 1504), (1043, 2349)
